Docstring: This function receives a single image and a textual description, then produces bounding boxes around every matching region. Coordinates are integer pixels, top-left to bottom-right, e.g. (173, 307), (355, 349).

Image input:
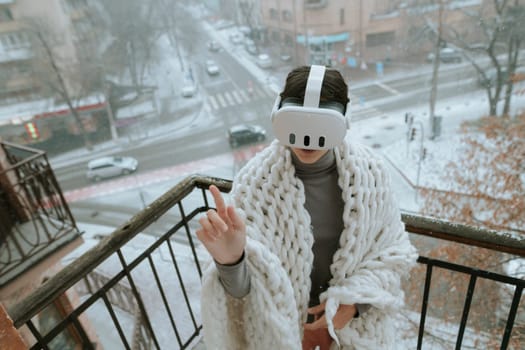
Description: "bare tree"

(99, 0), (162, 90)
(25, 19), (97, 150)
(448, 0), (525, 116)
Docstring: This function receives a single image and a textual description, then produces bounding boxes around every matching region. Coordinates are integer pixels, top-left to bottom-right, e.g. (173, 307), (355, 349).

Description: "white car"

(87, 156), (138, 181)
(206, 60), (220, 75)
(256, 54), (273, 69)
(181, 83), (197, 97)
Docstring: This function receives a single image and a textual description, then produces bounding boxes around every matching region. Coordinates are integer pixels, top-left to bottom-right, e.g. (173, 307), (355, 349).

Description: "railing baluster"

(167, 239), (199, 331)
(501, 285), (523, 349)
(417, 259), (433, 350)
(117, 250), (161, 350)
(178, 201), (202, 277)
(102, 292), (131, 350)
(456, 275), (477, 349)
(147, 255), (183, 347)
(26, 319), (50, 350)
(72, 317), (94, 350)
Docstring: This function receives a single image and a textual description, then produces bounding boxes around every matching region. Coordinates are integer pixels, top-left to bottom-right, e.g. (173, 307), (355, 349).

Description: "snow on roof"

(0, 94), (106, 126)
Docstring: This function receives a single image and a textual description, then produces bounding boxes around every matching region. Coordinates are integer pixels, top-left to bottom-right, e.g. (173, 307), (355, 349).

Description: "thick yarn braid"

(200, 139), (417, 350)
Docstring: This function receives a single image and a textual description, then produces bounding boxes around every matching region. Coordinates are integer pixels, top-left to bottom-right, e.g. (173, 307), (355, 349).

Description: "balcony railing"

(6, 174), (524, 349)
(0, 141), (80, 286)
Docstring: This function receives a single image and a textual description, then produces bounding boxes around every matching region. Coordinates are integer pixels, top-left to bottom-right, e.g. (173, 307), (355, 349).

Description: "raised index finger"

(209, 185), (226, 215)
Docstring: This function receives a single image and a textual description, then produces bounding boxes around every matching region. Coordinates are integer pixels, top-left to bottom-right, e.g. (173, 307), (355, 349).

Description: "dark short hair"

(279, 66), (350, 107)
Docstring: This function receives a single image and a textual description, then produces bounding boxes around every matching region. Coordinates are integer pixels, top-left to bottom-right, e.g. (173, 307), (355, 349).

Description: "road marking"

(216, 93), (227, 108)
(231, 90), (244, 104)
(223, 91), (236, 106)
(375, 81), (400, 95)
(208, 95), (219, 110)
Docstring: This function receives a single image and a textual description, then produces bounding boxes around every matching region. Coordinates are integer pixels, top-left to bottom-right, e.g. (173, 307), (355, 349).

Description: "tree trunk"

(36, 31), (92, 150)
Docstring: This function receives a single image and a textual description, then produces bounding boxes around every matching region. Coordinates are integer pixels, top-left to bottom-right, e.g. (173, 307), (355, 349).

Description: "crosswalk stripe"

(232, 90), (244, 104)
(223, 91), (236, 106)
(216, 93), (228, 108)
(208, 95), (219, 110)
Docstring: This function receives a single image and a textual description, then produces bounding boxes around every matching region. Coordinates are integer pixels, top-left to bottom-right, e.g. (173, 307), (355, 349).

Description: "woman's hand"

(302, 302), (357, 349)
(196, 185), (246, 265)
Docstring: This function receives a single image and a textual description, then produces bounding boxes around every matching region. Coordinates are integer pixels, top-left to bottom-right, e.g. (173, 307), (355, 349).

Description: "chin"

(292, 148), (328, 164)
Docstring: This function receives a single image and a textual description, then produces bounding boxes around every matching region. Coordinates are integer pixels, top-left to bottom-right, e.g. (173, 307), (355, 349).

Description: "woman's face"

(290, 148), (329, 164)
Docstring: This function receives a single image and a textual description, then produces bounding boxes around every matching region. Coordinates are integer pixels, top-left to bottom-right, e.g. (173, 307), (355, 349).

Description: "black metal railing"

(7, 175), (524, 349)
(0, 141), (80, 285)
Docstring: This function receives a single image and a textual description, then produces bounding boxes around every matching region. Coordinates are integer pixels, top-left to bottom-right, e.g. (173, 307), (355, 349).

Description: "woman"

(196, 66), (418, 349)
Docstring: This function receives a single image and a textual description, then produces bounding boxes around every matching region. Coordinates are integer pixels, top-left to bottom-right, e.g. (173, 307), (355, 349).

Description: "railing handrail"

(0, 141), (47, 176)
(8, 174), (524, 328)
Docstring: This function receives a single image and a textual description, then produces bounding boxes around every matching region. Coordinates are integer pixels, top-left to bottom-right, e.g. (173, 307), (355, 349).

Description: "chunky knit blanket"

(201, 139), (418, 349)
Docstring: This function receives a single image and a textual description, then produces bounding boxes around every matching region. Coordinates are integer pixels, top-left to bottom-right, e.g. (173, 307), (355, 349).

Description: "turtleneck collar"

(291, 149), (337, 178)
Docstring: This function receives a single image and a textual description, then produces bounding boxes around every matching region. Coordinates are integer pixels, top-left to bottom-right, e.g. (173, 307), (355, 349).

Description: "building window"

(0, 8), (13, 22)
(0, 32), (30, 50)
(271, 31), (280, 43)
(284, 34), (293, 46)
(269, 8), (279, 20)
(340, 8), (345, 25)
(282, 10), (293, 22)
(366, 31), (396, 47)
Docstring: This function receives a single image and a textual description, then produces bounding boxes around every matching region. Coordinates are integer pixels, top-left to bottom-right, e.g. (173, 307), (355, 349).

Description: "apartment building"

(260, 0), (485, 67)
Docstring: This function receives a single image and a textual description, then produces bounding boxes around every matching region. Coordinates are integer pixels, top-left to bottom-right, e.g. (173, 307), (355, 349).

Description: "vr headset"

(271, 65), (351, 150)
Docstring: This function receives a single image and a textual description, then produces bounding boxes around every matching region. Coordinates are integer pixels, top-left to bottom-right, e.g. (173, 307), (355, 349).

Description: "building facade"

(259, 0), (486, 68)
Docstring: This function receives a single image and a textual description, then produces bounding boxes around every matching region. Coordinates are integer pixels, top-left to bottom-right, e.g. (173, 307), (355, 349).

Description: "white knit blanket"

(201, 140), (418, 349)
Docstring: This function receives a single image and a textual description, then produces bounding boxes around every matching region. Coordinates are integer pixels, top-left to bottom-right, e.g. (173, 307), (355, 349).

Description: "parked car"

(426, 48), (462, 63)
(256, 54), (273, 69)
(245, 42), (258, 55)
(228, 124), (266, 147)
(207, 41), (220, 52)
(280, 53), (292, 62)
(181, 82), (197, 97)
(206, 59), (220, 75)
(87, 156), (138, 181)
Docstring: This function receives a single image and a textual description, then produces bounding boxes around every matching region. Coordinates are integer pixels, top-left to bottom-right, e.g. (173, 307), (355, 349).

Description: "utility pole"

(429, 0), (445, 139)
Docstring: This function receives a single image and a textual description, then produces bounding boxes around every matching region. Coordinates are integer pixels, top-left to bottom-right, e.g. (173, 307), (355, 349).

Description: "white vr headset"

(271, 65), (351, 150)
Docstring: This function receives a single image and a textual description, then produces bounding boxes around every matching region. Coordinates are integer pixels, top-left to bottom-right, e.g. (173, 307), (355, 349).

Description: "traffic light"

(422, 147), (427, 160)
(410, 127), (417, 141)
(24, 122), (40, 140)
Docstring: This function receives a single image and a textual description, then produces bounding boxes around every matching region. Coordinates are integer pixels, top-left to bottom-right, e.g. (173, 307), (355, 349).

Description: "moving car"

(87, 156), (138, 181)
(181, 79), (197, 97)
(228, 124), (266, 147)
(426, 48), (462, 63)
(206, 60), (220, 75)
(207, 41), (220, 52)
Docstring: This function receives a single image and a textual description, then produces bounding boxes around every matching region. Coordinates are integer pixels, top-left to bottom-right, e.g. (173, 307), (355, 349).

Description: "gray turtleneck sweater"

(215, 149), (369, 316)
